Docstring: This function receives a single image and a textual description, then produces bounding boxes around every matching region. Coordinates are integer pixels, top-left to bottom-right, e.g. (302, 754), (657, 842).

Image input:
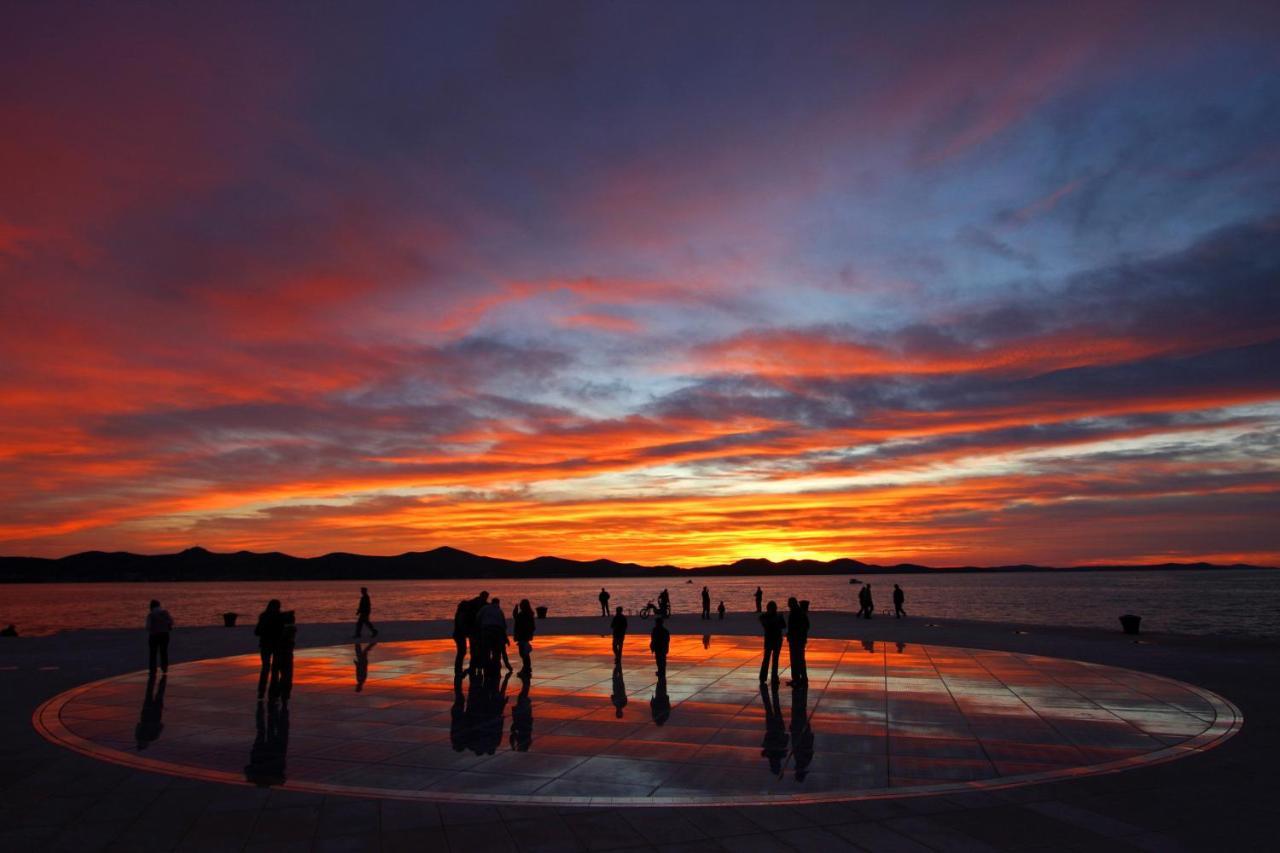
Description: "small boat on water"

(848, 578), (860, 584)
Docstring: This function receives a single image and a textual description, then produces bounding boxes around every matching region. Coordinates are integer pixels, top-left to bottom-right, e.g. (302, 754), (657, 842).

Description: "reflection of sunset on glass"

(3, 4), (1279, 566)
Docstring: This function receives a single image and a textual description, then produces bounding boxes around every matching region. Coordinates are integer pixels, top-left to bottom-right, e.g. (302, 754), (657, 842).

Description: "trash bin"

(1119, 614), (1141, 635)
(222, 612), (238, 627)
(535, 606), (548, 620)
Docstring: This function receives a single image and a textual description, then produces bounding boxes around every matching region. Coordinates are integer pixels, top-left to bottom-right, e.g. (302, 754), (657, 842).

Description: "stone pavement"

(2, 612), (1276, 851)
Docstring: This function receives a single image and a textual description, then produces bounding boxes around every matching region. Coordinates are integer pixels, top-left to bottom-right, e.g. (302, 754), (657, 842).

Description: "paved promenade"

(2, 611), (1275, 851)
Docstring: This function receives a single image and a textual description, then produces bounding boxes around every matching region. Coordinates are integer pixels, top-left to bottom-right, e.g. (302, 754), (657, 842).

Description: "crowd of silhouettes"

(139, 578), (917, 788)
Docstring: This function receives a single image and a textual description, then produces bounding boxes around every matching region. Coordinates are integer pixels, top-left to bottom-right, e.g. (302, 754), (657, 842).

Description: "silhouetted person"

(701, 586), (711, 620)
(611, 666), (628, 718)
(245, 698), (289, 786)
(478, 596), (507, 673)
(864, 584), (875, 618)
(790, 682), (814, 781)
(611, 606), (628, 663)
(759, 601), (786, 683)
(658, 588), (670, 617)
(253, 599), (284, 700)
(451, 599), (470, 676)
(650, 674), (671, 726)
(760, 682), (787, 775)
(893, 584), (906, 618)
(510, 672), (532, 751)
(717, 601), (726, 620)
(135, 673), (166, 749)
(354, 587), (378, 638)
(858, 583), (875, 619)
(146, 599), (173, 676)
(650, 616), (670, 677)
(513, 599), (536, 677)
(786, 597), (809, 686)
(354, 640), (377, 692)
(466, 590), (490, 672)
(270, 619), (296, 707)
(599, 587), (611, 617)
(754, 586), (763, 613)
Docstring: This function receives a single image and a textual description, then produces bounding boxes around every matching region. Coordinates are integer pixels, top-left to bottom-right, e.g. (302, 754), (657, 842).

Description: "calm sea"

(2, 570), (1277, 638)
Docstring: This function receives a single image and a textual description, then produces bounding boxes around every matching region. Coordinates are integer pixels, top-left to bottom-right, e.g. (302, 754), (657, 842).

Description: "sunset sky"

(2, 2), (1279, 566)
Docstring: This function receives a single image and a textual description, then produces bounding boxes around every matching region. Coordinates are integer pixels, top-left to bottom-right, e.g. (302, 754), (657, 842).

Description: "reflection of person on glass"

(650, 674), (670, 726)
(245, 700), (289, 786)
(650, 617), (670, 677)
(611, 665), (628, 718)
(789, 683), (814, 781)
(510, 673), (532, 752)
(760, 682), (787, 776)
(253, 599), (284, 700)
(354, 640), (377, 692)
(135, 673), (167, 749)
(610, 606), (628, 663)
(463, 670), (510, 755)
(449, 674), (467, 752)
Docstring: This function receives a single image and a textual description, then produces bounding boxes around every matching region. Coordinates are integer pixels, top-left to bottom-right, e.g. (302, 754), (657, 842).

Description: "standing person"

(598, 588), (611, 617)
(513, 599), (536, 677)
(754, 586), (763, 613)
(354, 587), (378, 638)
(758, 601), (786, 684)
(478, 596), (508, 672)
(467, 591), (490, 672)
(658, 588), (670, 617)
(864, 584), (875, 619)
(650, 616), (670, 677)
(856, 584), (870, 619)
(451, 599), (470, 676)
(717, 601), (726, 620)
(271, 619), (297, 708)
(145, 599), (173, 676)
(701, 586), (711, 620)
(893, 584), (906, 618)
(785, 597), (809, 686)
(254, 600), (284, 700)
(610, 606), (628, 663)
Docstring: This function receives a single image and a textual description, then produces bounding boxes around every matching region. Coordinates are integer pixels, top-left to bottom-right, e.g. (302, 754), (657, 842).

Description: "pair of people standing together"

(758, 597), (809, 685)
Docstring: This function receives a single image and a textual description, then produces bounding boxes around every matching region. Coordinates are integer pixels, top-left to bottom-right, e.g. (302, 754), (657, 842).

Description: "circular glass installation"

(34, 636), (1239, 805)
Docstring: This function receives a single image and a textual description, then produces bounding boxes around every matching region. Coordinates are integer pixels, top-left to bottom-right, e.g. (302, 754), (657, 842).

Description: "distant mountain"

(0, 546), (1271, 582)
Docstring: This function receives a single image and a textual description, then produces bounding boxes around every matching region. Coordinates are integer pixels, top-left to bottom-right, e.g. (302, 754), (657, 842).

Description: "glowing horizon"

(3, 3), (1279, 567)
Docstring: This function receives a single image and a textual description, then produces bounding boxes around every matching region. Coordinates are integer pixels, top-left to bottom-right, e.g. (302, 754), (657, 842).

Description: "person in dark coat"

(786, 597), (809, 686)
(893, 584), (906, 618)
(467, 591), (490, 672)
(270, 621), (296, 707)
(451, 599), (470, 676)
(701, 586), (711, 620)
(354, 587), (378, 638)
(513, 599), (536, 677)
(610, 606), (628, 663)
(253, 600), (284, 700)
(754, 586), (763, 613)
(758, 601), (786, 683)
(717, 601), (726, 620)
(145, 599), (173, 676)
(650, 616), (671, 677)
(598, 587), (611, 617)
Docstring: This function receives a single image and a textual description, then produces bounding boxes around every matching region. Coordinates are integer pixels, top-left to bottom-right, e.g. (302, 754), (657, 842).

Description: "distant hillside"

(0, 546), (1271, 582)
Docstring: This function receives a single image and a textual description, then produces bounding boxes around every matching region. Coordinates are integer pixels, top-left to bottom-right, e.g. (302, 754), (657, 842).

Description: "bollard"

(222, 612), (238, 627)
(535, 606), (548, 619)
(1119, 614), (1142, 635)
